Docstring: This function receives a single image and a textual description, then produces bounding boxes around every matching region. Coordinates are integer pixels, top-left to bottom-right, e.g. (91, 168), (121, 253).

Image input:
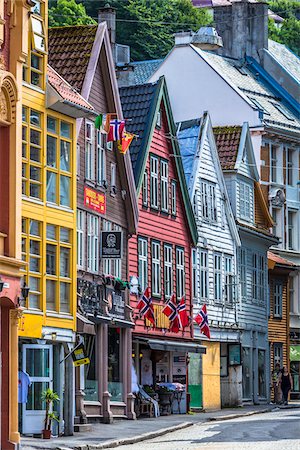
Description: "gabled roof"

(178, 112), (241, 246)
(48, 25), (98, 92)
(131, 60), (163, 85)
(47, 65), (94, 116)
(120, 77), (198, 246)
(213, 126), (242, 170)
(267, 40), (300, 84)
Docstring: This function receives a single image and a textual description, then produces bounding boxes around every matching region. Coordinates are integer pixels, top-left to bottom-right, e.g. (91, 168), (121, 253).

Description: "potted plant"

(156, 385), (174, 415)
(41, 388), (60, 439)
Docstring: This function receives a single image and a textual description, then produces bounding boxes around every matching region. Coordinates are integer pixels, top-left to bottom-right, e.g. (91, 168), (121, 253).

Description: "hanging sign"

(84, 186), (106, 214)
(101, 231), (122, 258)
(72, 343), (90, 367)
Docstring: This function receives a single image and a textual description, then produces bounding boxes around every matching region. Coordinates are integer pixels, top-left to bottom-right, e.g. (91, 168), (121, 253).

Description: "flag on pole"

(95, 114), (103, 130)
(103, 114), (112, 133)
(137, 287), (155, 326)
(162, 294), (181, 333)
(118, 131), (134, 154)
(107, 119), (125, 142)
(178, 297), (189, 329)
(194, 304), (210, 339)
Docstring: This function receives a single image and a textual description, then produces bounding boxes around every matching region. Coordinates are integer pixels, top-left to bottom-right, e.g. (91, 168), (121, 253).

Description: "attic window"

(156, 110), (162, 129)
(271, 103), (295, 121)
(250, 97), (270, 115)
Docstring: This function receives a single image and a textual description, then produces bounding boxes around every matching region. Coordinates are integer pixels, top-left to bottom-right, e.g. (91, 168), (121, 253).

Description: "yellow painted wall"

(202, 341), (221, 410)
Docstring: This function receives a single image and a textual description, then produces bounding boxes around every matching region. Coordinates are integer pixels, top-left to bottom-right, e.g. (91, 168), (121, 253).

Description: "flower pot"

(42, 429), (51, 439)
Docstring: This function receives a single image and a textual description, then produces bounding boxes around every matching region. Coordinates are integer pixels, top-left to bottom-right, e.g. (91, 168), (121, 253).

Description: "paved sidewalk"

(21, 402), (300, 450)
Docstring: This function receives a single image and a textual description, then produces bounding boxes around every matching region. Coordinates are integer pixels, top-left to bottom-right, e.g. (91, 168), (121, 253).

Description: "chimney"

(98, 3), (116, 55)
(213, 0), (268, 62)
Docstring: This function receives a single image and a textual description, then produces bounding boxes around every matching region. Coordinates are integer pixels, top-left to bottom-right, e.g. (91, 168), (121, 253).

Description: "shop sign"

(106, 288), (125, 319)
(84, 186), (106, 214)
(290, 345), (300, 361)
(72, 343), (90, 367)
(228, 343), (242, 365)
(101, 231), (122, 258)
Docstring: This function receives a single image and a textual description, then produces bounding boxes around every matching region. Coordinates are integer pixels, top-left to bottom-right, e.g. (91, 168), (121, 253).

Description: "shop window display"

(108, 327), (123, 401)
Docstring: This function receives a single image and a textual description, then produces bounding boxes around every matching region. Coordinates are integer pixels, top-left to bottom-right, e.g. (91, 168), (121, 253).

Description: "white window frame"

(192, 249), (198, 301)
(200, 249), (209, 301)
(201, 180), (217, 223)
(224, 255), (234, 304)
(113, 224), (122, 278)
(102, 220), (112, 275)
(274, 282), (283, 318)
(142, 170), (148, 207)
(171, 180), (176, 216)
(77, 210), (85, 269)
(151, 241), (161, 296)
(287, 210), (297, 251)
(138, 237), (148, 292)
(97, 130), (106, 185)
(85, 121), (95, 181)
(239, 180), (252, 222)
(160, 159), (169, 213)
(164, 244), (173, 300)
(110, 162), (116, 195)
(150, 155), (159, 209)
(176, 247), (185, 300)
(274, 343), (283, 367)
(270, 144), (278, 183)
(156, 110), (162, 128)
(252, 253), (258, 301)
(240, 248), (247, 298)
(214, 253), (222, 302)
(87, 214), (99, 273)
(286, 148), (294, 186)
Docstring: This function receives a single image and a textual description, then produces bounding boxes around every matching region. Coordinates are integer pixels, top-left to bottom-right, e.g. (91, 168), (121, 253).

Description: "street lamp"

(18, 281), (30, 307)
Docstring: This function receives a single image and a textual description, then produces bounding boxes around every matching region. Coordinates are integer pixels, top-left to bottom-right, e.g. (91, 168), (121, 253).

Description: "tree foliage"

(48, 0), (96, 28)
(80, 0), (212, 60)
(268, 0), (300, 55)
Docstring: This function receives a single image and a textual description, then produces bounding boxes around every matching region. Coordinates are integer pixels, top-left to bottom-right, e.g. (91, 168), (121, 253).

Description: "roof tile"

(213, 126), (242, 170)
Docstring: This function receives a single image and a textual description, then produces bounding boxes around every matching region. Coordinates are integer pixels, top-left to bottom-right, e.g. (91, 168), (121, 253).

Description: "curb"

(207, 406), (275, 421)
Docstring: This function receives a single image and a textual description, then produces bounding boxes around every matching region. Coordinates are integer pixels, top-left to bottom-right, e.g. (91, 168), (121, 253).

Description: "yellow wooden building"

(18, 0), (93, 436)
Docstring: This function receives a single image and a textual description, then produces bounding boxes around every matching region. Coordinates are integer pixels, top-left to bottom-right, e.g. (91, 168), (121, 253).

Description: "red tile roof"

(47, 65), (94, 112)
(48, 25), (98, 92)
(213, 126), (242, 170)
(268, 251), (296, 267)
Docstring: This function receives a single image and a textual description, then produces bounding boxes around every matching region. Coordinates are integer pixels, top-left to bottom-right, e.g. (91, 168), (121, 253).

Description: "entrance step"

(74, 423), (92, 432)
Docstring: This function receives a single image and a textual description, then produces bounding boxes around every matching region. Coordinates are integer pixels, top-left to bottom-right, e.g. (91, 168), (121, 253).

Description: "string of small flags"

(94, 113), (138, 155)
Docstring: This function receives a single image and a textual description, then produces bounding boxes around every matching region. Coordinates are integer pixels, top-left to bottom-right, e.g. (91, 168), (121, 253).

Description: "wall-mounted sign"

(72, 343), (90, 367)
(228, 343), (242, 366)
(101, 231), (122, 258)
(84, 186), (106, 214)
(106, 288), (125, 319)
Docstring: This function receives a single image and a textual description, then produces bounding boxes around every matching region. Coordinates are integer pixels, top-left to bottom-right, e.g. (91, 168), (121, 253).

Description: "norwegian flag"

(178, 297), (189, 329)
(194, 304), (210, 339)
(107, 119), (125, 142)
(137, 287), (155, 326)
(162, 294), (178, 321)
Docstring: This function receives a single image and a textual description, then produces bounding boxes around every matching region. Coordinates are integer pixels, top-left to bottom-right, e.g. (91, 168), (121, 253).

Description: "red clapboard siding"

(129, 103), (194, 341)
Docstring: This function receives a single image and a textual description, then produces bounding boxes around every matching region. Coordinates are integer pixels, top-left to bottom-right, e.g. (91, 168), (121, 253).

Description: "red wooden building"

(120, 78), (205, 412)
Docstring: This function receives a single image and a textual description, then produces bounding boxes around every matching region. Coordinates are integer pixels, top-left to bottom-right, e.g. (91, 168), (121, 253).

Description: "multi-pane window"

(46, 224), (72, 313)
(289, 276), (295, 313)
(113, 224), (122, 278)
(171, 181), (176, 216)
(239, 181), (252, 222)
(252, 253), (258, 301)
(240, 249), (247, 298)
(252, 253), (265, 302)
(85, 121), (95, 180)
(102, 220), (111, 275)
(151, 241), (161, 296)
(201, 180), (217, 223)
(287, 148), (294, 186)
(22, 107), (42, 199)
(142, 170), (148, 207)
(274, 282), (283, 318)
(138, 237), (148, 292)
(200, 250), (209, 301)
(77, 210), (85, 268)
(225, 255), (234, 304)
(150, 156), (159, 209)
(97, 130), (106, 185)
(87, 214), (99, 273)
(287, 210), (297, 251)
(160, 160), (168, 212)
(214, 253), (222, 302)
(23, 0), (46, 88)
(192, 249), (198, 301)
(176, 247), (185, 299)
(193, 190), (198, 215)
(110, 163), (116, 192)
(272, 207), (282, 241)
(258, 255), (265, 301)
(164, 245), (173, 299)
(270, 144), (278, 183)
(46, 116), (72, 207)
(274, 343), (283, 367)
(21, 218), (42, 309)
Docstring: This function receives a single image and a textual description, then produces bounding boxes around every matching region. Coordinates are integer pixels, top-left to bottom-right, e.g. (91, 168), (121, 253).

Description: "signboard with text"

(106, 288), (125, 320)
(84, 186), (106, 214)
(101, 231), (122, 258)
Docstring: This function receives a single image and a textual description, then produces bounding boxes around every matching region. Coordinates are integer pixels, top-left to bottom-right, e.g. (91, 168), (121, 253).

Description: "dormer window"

(200, 180), (217, 223)
(239, 180), (253, 222)
(156, 110), (162, 129)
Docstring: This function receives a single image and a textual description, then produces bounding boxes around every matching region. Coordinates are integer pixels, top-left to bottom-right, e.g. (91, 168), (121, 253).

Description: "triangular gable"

(121, 77), (198, 246)
(179, 112), (240, 246)
(235, 122), (259, 181)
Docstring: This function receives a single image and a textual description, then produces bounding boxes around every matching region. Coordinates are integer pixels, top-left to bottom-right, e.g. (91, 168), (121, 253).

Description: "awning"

(76, 312), (96, 335)
(145, 339), (206, 354)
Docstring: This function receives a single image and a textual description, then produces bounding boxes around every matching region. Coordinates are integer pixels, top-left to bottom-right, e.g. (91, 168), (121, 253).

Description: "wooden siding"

(260, 143), (269, 183)
(129, 104), (193, 340)
(77, 49), (129, 281)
